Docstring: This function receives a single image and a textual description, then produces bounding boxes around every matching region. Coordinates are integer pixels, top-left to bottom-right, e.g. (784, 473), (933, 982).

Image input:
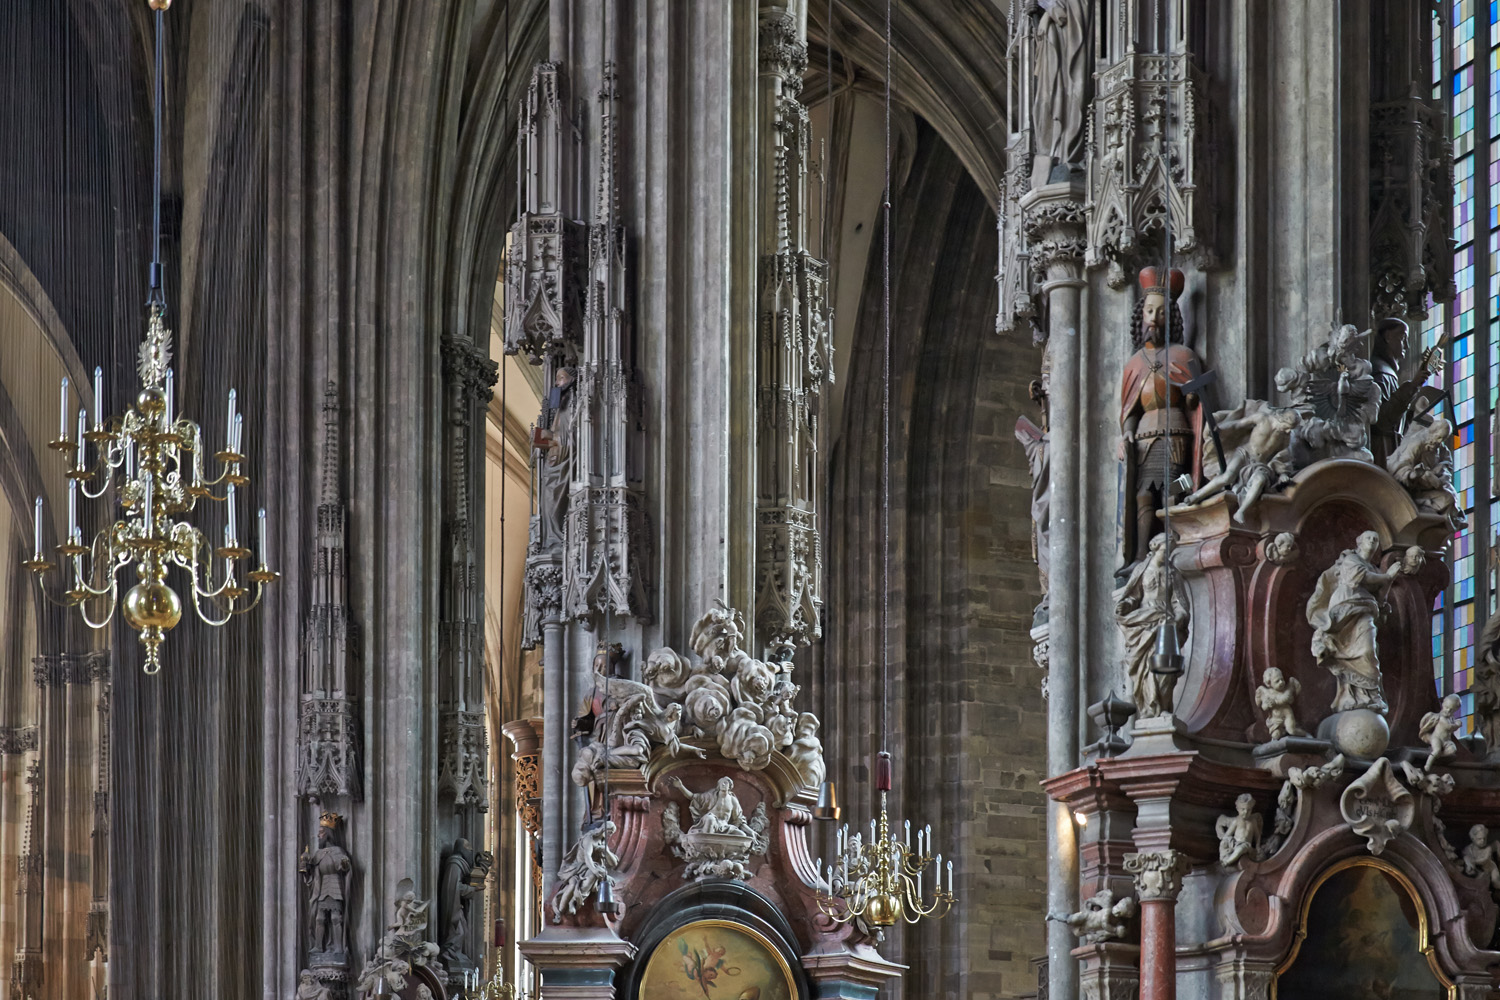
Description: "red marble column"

(1125, 850), (1188, 1000)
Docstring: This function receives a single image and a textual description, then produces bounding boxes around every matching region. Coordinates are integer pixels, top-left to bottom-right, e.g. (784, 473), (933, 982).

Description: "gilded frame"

(1274, 856), (1455, 1000)
(637, 918), (799, 1000)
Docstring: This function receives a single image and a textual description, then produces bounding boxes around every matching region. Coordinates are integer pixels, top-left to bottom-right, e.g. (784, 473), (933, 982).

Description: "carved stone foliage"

(512, 751), (541, 836)
(758, 10), (807, 93)
(32, 650), (109, 687)
(1025, 195), (1087, 279)
(296, 699), (361, 800)
(1369, 98), (1454, 320)
(521, 557), (563, 648)
(1123, 849), (1188, 901)
(661, 776), (771, 881)
(1086, 53), (1216, 281)
(1340, 757), (1415, 855)
(0, 727), (38, 755)
(437, 710), (489, 811)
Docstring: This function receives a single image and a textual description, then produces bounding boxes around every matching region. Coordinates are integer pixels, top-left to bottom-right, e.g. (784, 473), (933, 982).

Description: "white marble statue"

(1306, 531), (1423, 713)
(552, 821), (620, 924)
(1387, 416), (1466, 530)
(1215, 793), (1263, 867)
(661, 776), (771, 880)
(1462, 824), (1500, 889)
(1184, 393), (1301, 523)
(1284, 326), (1382, 465)
(786, 711), (827, 789)
(1114, 532), (1190, 718)
(1254, 667), (1308, 740)
(296, 971), (333, 1000)
(1418, 694), (1463, 771)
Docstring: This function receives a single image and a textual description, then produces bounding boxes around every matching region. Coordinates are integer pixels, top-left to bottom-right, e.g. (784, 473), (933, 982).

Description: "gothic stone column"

(1024, 180), (1088, 1000)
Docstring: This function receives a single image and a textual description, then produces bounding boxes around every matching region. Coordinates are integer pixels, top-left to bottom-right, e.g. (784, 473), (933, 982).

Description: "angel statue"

(1061, 888), (1136, 945)
(1253, 667), (1308, 740)
(1215, 793), (1263, 866)
(1418, 694), (1462, 771)
(1305, 531), (1423, 714)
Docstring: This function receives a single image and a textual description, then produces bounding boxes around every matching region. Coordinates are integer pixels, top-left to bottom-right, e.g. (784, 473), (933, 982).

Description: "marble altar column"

(1125, 849), (1188, 1000)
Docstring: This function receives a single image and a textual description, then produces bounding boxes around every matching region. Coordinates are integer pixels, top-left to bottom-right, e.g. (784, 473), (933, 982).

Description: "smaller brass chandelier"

(816, 752), (955, 927)
(461, 967), (532, 1000)
(24, 0), (275, 673)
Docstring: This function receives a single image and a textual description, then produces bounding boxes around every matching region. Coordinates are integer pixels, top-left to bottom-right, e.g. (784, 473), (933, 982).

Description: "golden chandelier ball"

(137, 387), (166, 414)
(148, 0), (172, 10)
(867, 892), (903, 927)
(123, 581), (182, 631)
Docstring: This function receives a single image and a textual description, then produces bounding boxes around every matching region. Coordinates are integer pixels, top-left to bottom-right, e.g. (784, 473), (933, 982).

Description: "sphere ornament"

(1320, 708), (1391, 760)
(867, 892), (903, 927)
(123, 580), (182, 631)
(148, 0), (172, 10)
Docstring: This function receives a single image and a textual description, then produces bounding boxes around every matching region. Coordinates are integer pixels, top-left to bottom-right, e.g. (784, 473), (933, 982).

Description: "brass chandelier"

(816, 752), (955, 927)
(24, 0), (275, 673)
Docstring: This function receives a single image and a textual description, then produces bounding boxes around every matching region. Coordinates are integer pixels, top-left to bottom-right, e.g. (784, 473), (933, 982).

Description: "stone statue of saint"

(1475, 602), (1500, 748)
(438, 838), (489, 971)
(667, 776), (756, 837)
(299, 812), (352, 962)
(1113, 532), (1190, 718)
(1119, 267), (1203, 570)
(552, 821), (621, 924)
(1029, 0), (1091, 187)
(1370, 317), (1446, 467)
(1305, 532), (1423, 714)
(1016, 341), (1052, 617)
(296, 970), (334, 1000)
(534, 365), (577, 551)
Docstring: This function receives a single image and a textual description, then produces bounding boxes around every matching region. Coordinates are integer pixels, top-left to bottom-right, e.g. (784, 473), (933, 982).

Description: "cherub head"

(1471, 824), (1490, 848)
(1441, 693), (1462, 715)
(1235, 793), (1254, 817)
(1262, 667), (1286, 691)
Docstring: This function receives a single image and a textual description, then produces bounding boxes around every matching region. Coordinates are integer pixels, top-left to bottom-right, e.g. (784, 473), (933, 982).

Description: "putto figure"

(1215, 793), (1263, 867)
(1418, 694), (1463, 772)
(1119, 267), (1203, 569)
(1305, 532), (1423, 714)
(1254, 667), (1308, 740)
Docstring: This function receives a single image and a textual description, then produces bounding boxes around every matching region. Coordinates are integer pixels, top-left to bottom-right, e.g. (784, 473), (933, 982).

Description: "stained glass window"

(1432, 0), (1489, 732)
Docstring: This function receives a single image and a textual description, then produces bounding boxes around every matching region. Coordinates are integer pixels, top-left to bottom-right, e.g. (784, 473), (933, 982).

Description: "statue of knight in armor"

(300, 811), (352, 965)
(1119, 267), (1203, 570)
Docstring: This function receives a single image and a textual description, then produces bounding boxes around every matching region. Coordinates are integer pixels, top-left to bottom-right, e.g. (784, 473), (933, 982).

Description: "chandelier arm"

(76, 592), (120, 630)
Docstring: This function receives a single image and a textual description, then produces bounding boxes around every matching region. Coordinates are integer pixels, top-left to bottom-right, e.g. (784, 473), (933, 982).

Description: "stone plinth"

(520, 925), (635, 1000)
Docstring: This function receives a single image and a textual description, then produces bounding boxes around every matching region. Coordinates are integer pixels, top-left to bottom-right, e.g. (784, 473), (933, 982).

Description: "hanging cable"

(149, 3), (166, 305)
(879, 0), (893, 759)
